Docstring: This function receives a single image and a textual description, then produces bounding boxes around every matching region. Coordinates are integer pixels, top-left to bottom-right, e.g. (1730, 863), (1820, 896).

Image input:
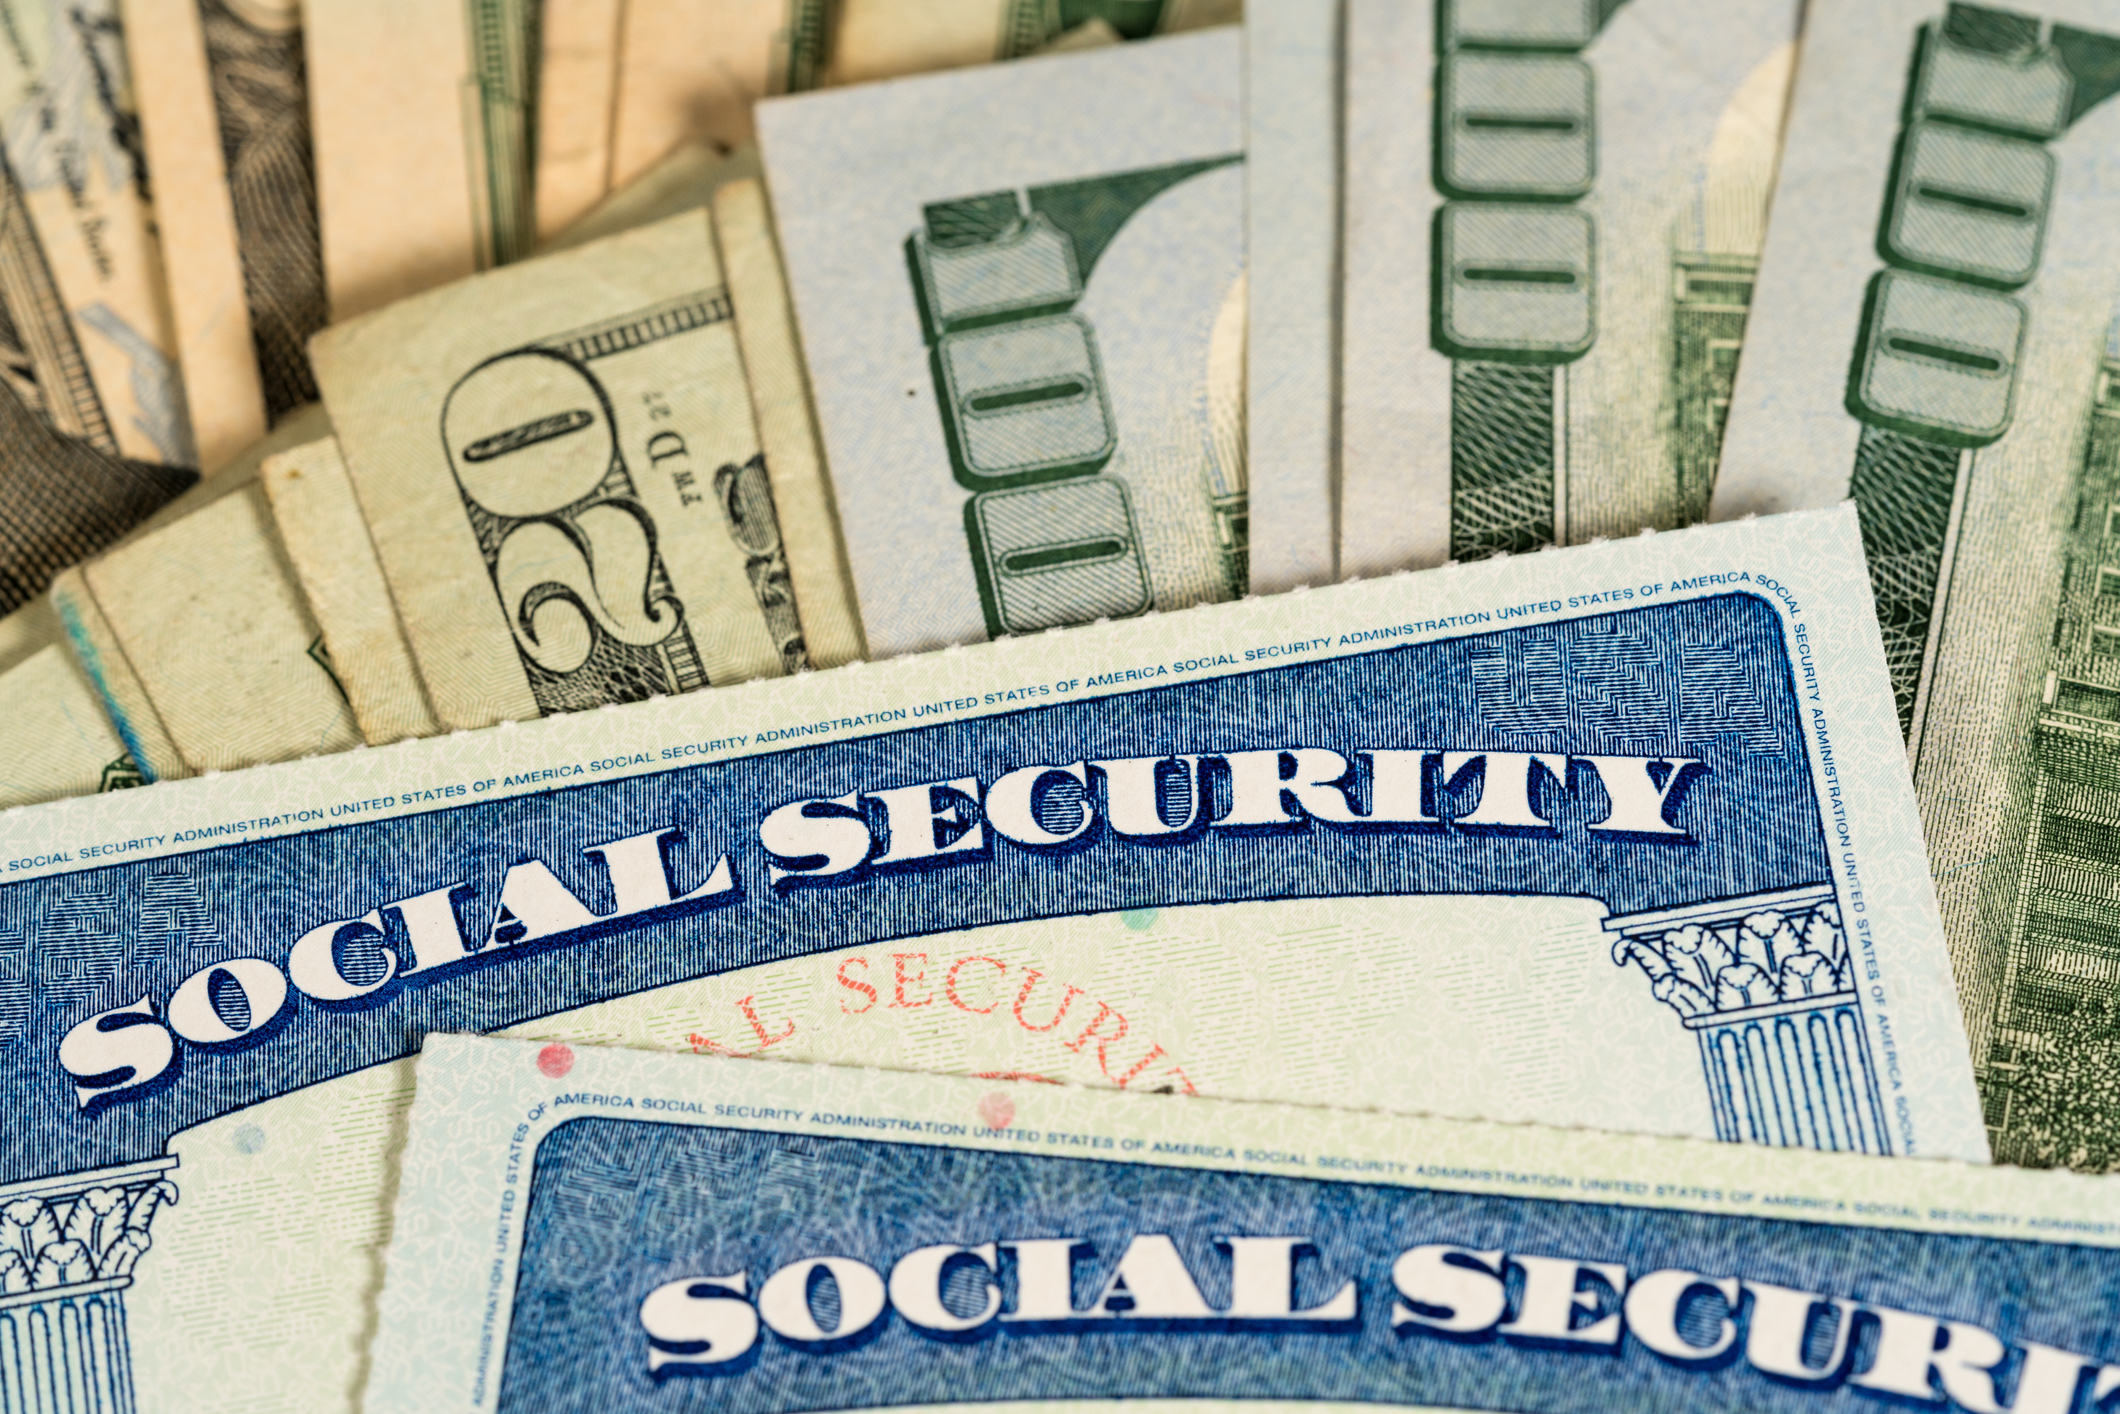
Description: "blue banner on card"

(502, 1115), (2119, 1414)
(0, 593), (1836, 1184)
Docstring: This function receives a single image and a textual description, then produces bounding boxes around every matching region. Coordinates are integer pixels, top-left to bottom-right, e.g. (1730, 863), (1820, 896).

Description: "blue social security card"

(0, 506), (1983, 1413)
(373, 1033), (2115, 1414)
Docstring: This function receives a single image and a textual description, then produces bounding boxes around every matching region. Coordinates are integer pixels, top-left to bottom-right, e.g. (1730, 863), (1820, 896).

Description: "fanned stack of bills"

(2, 4), (2120, 1413)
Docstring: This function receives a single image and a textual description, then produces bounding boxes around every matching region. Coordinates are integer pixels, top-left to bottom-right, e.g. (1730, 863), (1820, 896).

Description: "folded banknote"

(1708, 0), (2120, 1170)
(1245, 0), (1340, 594)
(374, 1032), (2120, 1414)
(0, 507), (1982, 1412)
(759, 29), (1247, 655)
(1339, 0), (1798, 574)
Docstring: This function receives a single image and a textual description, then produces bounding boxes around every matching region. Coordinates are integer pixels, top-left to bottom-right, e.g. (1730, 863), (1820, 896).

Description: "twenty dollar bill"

(311, 210), (802, 730)
(303, 0), (535, 319)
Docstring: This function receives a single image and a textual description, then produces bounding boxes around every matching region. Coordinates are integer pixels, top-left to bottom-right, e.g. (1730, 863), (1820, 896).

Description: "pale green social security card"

(0, 507), (1982, 1414)
(758, 29), (1247, 657)
(1708, 0), (2120, 1170)
(1339, 0), (1798, 576)
(371, 1033), (2120, 1414)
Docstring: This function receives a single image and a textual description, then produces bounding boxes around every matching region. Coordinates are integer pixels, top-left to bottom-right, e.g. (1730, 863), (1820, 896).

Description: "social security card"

(0, 505), (1982, 1414)
(372, 1034), (2117, 1414)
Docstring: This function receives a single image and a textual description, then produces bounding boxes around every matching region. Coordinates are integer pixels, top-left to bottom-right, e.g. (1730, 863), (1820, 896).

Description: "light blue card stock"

(373, 1034), (2116, 1414)
(0, 506), (1984, 1412)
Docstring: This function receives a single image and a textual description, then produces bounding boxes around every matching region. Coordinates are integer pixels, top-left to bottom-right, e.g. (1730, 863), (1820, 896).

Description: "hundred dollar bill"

(0, 508), (1986, 1412)
(376, 1033), (2120, 1414)
(311, 210), (800, 732)
(1247, 0), (1340, 594)
(303, 0), (535, 320)
(0, 0), (193, 468)
(259, 436), (441, 746)
(1708, 0), (2120, 1170)
(1338, 0), (1797, 577)
(822, 0), (1238, 86)
(760, 31), (1249, 655)
(122, 0), (326, 472)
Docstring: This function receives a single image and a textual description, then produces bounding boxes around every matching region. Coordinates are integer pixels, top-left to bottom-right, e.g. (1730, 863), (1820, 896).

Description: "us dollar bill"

(259, 435), (441, 747)
(379, 1033), (2120, 1414)
(0, 0), (200, 610)
(0, 599), (140, 808)
(1338, 0), (1797, 577)
(0, 0), (193, 468)
(532, 0), (625, 241)
(822, 0), (1238, 86)
(1246, 0), (1340, 594)
(607, 0), (824, 194)
(0, 642), (139, 807)
(535, 0), (825, 242)
(715, 174), (865, 668)
(543, 157), (861, 670)
(1710, 0), (2120, 1172)
(122, 0), (326, 471)
(0, 290), (193, 613)
(0, 509), (1986, 1412)
(303, 0), (536, 320)
(49, 405), (359, 782)
(540, 142), (760, 255)
(0, 594), (61, 675)
(761, 31), (1248, 656)
(311, 210), (800, 731)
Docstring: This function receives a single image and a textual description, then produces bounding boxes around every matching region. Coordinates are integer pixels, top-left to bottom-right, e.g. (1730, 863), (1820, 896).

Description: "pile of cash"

(2, 3), (2120, 1412)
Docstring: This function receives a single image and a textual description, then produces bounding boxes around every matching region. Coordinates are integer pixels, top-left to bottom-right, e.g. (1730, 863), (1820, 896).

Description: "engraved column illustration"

(1433, 2), (1622, 560)
(1610, 885), (1890, 1154)
(1840, 5), (2120, 733)
(907, 158), (1246, 638)
(0, 868), (223, 1409)
(1982, 337), (2120, 1166)
(0, 1160), (180, 1414)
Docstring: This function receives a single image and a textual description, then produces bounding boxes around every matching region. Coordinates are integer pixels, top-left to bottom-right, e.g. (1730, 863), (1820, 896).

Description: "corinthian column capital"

(1606, 884), (1851, 1020)
(0, 1156), (179, 1307)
